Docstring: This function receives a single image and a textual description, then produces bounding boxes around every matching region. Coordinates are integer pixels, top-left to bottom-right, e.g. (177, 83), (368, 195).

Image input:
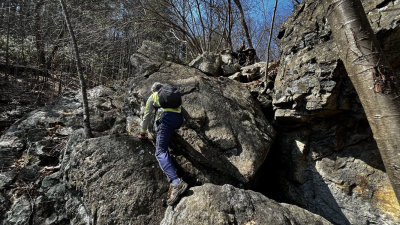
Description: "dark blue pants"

(156, 112), (183, 182)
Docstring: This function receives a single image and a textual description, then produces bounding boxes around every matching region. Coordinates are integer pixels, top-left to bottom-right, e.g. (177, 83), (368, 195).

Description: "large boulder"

(127, 59), (275, 185)
(161, 183), (332, 225)
(130, 40), (171, 77)
(265, 119), (400, 225)
(4, 195), (31, 225)
(0, 85), (128, 224)
(65, 134), (169, 225)
(189, 52), (223, 76)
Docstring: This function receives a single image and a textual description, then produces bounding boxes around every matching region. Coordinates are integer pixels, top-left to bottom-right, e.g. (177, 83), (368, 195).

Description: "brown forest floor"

(0, 72), (61, 135)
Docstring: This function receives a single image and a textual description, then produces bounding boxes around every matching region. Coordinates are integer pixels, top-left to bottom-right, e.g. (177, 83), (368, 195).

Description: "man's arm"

(140, 93), (155, 134)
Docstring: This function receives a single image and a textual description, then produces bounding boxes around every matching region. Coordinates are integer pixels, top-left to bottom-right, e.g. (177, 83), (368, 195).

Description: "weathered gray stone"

(220, 52), (241, 76)
(137, 40), (168, 60)
(130, 41), (180, 77)
(4, 195), (31, 225)
(0, 84), (129, 225)
(161, 183), (332, 225)
(65, 196), (91, 225)
(221, 64), (240, 76)
(228, 72), (242, 81)
(65, 135), (169, 225)
(33, 194), (69, 225)
(0, 172), (16, 190)
(32, 171), (70, 225)
(0, 129), (26, 169)
(189, 52), (222, 76)
(130, 53), (163, 77)
(241, 62), (267, 82)
(0, 192), (9, 219)
(127, 61), (275, 184)
(269, 119), (400, 225)
(273, 0), (400, 121)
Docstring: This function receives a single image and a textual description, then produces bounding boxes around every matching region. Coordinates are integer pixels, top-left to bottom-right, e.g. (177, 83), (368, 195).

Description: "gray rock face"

(137, 40), (168, 60)
(65, 135), (169, 225)
(130, 53), (163, 77)
(127, 60), (275, 184)
(130, 40), (167, 78)
(4, 195), (31, 225)
(269, 0), (400, 224)
(241, 62), (267, 82)
(189, 51), (223, 76)
(161, 183), (332, 225)
(269, 119), (400, 225)
(33, 171), (70, 225)
(189, 50), (260, 78)
(0, 86), (128, 224)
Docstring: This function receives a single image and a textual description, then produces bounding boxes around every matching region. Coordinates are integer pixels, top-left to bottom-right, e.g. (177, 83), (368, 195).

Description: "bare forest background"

(0, 0), (296, 100)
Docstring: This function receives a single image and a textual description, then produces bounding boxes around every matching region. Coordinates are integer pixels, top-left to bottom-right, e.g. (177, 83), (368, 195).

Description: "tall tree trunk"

(233, 0), (253, 49)
(263, 0), (278, 84)
(323, 0), (400, 202)
(46, 23), (66, 70)
(227, 0), (233, 51)
(194, 0), (206, 52)
(5, 0), (11, 70)
(60, 0), (93, 138)
(34, 0), (46, 70)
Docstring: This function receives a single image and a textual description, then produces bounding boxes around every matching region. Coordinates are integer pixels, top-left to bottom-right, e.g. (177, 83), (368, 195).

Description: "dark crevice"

(277, 29), (286, 39)
(293, 3), (305, 21)
(376, 0), (393, 9)
(93, 208), (98, 225)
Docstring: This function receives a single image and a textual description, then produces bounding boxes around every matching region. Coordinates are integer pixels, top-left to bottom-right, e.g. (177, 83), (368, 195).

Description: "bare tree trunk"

(34, 0), (46, 70)
(5, 0), (11, 73)
(227, 0), (233, 51)
(194, 0), (207, 52)
(233, 0), (253, 49)
(264, 0), (278, 82)
(323, 0), (400, 202)
(60, 0), (93, 138)
(46, 23), (65, 70)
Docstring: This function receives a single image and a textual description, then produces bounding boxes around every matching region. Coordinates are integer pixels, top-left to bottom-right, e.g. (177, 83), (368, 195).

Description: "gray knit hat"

(151, 82), (163, 92)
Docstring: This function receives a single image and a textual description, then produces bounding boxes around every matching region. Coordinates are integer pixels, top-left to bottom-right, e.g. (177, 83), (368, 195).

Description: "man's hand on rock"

(139, 132), (148, 140)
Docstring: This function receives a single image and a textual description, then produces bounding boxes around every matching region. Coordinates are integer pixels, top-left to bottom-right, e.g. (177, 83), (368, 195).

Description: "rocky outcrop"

(65, 134), (169, 225)
(267, 0), (400, 224)
(0, 86), (127, 224)
(189, 52), (224, 76)
(265, 119), (400, 225)
(161, 183), (332, 225)
(189, 48), (258, 78)
(130, 40), (174, 77)
(126, 53), (275, 185)
(2, 8), (399, 222)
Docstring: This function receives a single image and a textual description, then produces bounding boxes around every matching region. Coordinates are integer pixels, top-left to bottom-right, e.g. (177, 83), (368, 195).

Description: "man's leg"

(156, 112), (188, 205)
(155, 122), (179, 182)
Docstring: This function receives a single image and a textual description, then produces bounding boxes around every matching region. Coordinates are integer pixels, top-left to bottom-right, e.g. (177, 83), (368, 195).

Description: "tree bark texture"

(233, 0), (253, 49)
(5, 1), (11, 68)
(34, 0), (46, 70)
(60, 0), (93, 138)
(323, 0), (400, 202)
(227, 0), (233, 51)
(264, 0), (278, 82)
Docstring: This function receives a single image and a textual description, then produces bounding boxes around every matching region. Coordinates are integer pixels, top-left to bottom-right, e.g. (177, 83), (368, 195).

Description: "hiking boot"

(167, 179), (188, 206)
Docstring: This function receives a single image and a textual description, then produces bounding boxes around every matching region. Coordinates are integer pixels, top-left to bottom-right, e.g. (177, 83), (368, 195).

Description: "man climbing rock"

(139, 82), (188, 206)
